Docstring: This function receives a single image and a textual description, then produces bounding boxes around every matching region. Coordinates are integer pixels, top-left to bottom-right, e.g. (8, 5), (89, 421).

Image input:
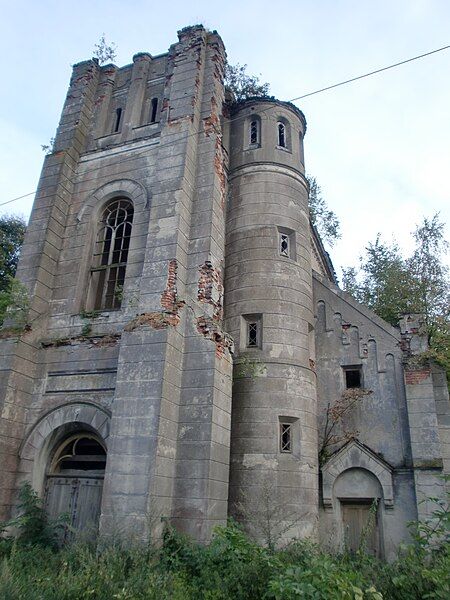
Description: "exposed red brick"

(197, 261), (223, 321)
(203, 96), (221, 136)
(41, 333), (120, 348)
(196, 316), (233, 358)
(124, 259), (185, 332)
(94, 94), (106, 106)
(405, 369), (431, 384)
(214, 138), (226, 209)
(161, 259), (185, 315)
(124, 312), (179, 331)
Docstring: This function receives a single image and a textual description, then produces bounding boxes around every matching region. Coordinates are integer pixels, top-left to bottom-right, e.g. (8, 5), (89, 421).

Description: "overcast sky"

(1, 0), (449, 278)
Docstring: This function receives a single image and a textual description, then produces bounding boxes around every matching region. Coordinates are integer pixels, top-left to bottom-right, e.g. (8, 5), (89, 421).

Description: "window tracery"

(89, 198), (134, 310)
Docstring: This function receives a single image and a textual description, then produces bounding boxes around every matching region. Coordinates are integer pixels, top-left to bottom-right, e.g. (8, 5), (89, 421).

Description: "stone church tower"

(0, 25), (448, 558)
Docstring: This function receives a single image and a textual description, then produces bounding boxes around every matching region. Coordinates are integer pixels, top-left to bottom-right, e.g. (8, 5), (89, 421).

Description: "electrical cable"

(2, 42), (449, 209)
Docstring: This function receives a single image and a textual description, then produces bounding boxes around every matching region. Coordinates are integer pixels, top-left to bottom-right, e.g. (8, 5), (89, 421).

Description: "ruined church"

(0, 26), (448, 560)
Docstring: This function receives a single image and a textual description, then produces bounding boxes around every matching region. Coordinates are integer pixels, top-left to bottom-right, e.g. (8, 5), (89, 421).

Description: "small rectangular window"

(344, 367), (362, 389)
(241, 314), (262, 350)
(277, 227), (295, 260)
(280, 422), (292, 453)
(247, 322), (259, 347)
(150, 97), (158, 123)
(280, 233), (290, 257)
(113, 107), (122, 133)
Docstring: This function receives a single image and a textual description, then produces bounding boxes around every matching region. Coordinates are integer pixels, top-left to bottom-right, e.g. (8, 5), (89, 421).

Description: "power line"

(2, 42), (449, 210)
(0, 191), (37, 208)
(288, 43), (450, 102)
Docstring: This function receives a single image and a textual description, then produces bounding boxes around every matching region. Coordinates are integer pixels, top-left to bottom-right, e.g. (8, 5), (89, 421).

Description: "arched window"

(250, 120), (258, 145)
(150, 97), (158, 123)
(248, 115), (261, 147)
(89, 198), (134, 310)
(277, 121), (286, 148)
(50, 435), (107, 474)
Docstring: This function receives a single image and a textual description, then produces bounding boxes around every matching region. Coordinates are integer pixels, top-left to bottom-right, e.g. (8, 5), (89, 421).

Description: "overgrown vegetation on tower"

(224, 63), (270, 101)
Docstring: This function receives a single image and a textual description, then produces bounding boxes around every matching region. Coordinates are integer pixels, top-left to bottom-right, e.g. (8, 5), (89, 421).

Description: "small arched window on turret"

(249, 116), (261, 147)
(88, 198), (134, 310)
(277, 121), (286, 148)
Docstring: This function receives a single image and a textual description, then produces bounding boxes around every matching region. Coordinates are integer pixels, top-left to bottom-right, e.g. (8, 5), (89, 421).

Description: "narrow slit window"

(250, 120), (258, 145)
(278, 122), (286, 147)
(280, 423), (292, 453)
(113, 107), (122, 133)
(150, 98), (158, 123)
(344, 368), (362, 389)
(90, 198), (134, 310)
(247, 322), (259, 347)
(280, 233), (290, 257)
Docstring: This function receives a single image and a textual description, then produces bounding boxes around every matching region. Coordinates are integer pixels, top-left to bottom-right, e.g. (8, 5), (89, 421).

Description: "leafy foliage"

(93, 34), (117, 65)
(0, 214), (29, 328)
(0, 483), (449, 598)
(0, 276), (30, 328)
(307, 176), (341, 247)
(0, 214), (26, 292)
(224, 63), (270, 102)
(0, 482), (65, 549)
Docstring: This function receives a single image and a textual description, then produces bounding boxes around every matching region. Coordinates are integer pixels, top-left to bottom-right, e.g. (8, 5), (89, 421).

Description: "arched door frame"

(19, 402), (110, 497)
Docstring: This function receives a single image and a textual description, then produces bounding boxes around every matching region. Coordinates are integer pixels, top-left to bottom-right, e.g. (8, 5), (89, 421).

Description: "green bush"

(0, 483), (449, 599)
(0, 481), (65, 549)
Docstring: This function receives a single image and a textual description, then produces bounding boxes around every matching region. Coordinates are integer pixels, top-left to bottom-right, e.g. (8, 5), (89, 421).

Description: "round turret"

(225, 98), (318, 542)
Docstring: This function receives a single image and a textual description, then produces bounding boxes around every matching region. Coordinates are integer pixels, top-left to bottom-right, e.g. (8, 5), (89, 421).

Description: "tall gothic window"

(89, 198), (134, 310)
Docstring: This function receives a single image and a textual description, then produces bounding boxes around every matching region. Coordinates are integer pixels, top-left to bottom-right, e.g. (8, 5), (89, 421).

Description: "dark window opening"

(90, 198), (134, 310)
(278, 122), (286, 147)
(53, 437), (106, 474)
(280, 423), (292, 453)
(247, 322), (259, 347)
(113, 107), (122, 133)
(280, 233), (290, 257)
(345, 368), (362, 389)
(150, 98), (158, 123)
(250, 120), (258, 145)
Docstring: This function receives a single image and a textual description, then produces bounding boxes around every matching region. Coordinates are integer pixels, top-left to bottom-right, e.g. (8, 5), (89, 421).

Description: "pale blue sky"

(1, 0), (449, 276)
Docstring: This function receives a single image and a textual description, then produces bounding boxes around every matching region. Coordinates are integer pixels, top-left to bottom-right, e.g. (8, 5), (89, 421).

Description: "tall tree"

(342, 213), (450, 382)
(0, 214), (26, 292)
(307, 176), (341, 247)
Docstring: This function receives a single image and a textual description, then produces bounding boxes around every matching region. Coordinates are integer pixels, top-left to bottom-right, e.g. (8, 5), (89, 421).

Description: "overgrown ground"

(0, 520), (448, 599)
(0, 483), (448, 599)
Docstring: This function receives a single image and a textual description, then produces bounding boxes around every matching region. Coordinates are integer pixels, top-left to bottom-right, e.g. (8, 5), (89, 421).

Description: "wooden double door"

(45, 476), (104, 542)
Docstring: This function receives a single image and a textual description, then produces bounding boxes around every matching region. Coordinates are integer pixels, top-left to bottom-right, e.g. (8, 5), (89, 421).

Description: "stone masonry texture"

(0, 26), (448, 558)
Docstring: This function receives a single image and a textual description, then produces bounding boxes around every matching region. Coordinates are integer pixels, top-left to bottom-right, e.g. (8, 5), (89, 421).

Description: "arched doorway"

(44, 433), (106, 541)
(334, 468), (383, 557)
